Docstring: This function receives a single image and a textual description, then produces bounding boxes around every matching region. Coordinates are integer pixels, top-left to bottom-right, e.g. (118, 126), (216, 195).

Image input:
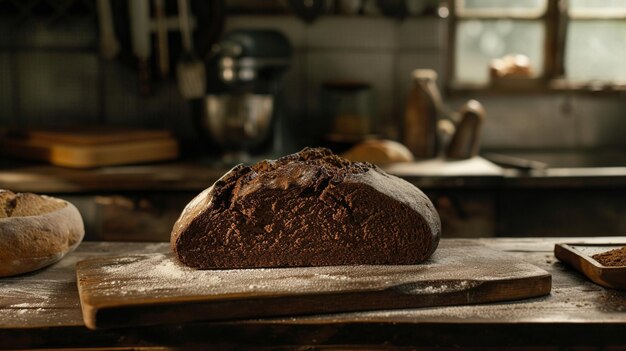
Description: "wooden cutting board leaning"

(1, 128), (179, 168)
(76, 240), (551, 329)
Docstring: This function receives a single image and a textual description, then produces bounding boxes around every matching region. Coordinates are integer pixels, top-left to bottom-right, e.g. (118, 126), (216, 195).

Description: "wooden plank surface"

(0, 242), (166, 329)
(0, 162), (226, 193)
(1, 238), (626, 349)
(75, 240), (551, 329)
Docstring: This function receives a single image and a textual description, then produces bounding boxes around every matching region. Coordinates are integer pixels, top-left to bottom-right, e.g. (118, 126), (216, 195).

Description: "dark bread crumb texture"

(592, 246), (626, 267)
(172, 147), (441, 269)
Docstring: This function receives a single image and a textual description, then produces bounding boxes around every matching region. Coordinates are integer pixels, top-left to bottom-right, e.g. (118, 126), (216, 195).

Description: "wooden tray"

(19, 128), (173, 145)
(554, 243), (626, 290)
(76, 240), (551, 330)
(1, 128), (179, 168)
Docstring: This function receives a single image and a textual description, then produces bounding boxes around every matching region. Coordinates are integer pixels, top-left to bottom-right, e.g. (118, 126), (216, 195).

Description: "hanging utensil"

(96, 0), (120, 60)
(154, 0), (169, 78)
(176, 0), (206, 99)
(129, 0), (152, 96)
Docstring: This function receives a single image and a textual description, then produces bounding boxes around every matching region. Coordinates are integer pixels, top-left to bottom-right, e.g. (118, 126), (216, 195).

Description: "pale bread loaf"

(0, 190), (84, 277)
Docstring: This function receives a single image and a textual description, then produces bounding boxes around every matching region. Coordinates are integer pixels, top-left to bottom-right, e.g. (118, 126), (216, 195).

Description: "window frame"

(447, 0), (626, 95)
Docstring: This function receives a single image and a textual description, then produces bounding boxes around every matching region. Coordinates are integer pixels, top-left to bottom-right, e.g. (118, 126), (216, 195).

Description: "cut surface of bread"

(171, 148), (441, 269)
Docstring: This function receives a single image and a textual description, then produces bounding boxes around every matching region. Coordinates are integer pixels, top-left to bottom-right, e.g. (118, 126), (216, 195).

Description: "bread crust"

(171, 148), (441, 269)
(0, 191), (84, 277)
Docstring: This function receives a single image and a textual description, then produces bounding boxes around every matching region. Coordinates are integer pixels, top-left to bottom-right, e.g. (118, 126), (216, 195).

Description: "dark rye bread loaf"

(171, 148), (441, 269)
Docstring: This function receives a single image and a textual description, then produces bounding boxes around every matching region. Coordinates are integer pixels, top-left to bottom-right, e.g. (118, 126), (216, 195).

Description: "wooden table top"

(3, 158), (626, 194)
(1, 237), (625, 350)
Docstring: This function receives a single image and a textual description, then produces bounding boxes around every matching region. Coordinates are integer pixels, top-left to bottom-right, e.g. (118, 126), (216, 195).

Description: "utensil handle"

(96, 0), (120, 59)
(178, 0), (193, 52)
(129, 0), (152, 96)
(129, 0), (151, 59)
(154, 0), (169, 77)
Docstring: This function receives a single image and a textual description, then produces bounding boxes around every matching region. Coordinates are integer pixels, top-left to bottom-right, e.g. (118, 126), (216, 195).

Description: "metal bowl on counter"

(194, 94), (275, 160)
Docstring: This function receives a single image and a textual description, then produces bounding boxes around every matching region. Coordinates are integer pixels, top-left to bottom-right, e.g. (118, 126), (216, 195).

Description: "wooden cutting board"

(76, 240), (551, 330)
(1, 128), (179, 168)
(22, 128), (173, 145)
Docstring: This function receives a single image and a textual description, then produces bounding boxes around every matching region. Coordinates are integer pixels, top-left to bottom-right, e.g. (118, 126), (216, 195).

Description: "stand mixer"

(195, 29), (292, 162)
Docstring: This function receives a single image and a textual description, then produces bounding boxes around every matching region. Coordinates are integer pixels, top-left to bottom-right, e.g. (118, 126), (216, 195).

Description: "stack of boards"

(1, 128), (179, 168)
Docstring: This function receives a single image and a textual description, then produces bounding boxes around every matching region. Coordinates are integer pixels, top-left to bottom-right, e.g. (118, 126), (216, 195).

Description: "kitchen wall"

(1, 14), (625, 151)
(450, 94), (626, 150)
(0, 15), (196, 140)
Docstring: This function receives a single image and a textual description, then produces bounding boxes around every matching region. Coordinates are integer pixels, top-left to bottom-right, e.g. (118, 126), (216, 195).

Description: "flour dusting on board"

(78, 243), (550, 302)
(84, 253), (453, 299)
(94, 254), (223, 296)
(102, 254), (209, 281)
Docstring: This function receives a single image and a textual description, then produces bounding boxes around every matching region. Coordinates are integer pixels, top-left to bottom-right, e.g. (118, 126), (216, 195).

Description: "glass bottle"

(403, 69), (443, 158)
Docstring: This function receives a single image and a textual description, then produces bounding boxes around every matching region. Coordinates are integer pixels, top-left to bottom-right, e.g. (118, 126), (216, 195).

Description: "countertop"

(2, 155), (626, 193)
(1, 237), (625, 349)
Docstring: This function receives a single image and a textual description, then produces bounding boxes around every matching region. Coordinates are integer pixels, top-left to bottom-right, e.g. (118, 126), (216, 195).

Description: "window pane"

(457, 0), (547, 18)
(566, 20), (626, 80)
(455, 20), (544, 84)
(570, 0), (626, 17)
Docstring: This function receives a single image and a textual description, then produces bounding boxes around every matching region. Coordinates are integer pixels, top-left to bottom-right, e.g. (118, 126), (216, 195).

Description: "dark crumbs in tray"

(592, 246), (626, 267)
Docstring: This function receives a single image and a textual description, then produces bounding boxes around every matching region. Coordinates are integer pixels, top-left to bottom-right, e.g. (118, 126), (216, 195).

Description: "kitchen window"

(449, 0), (626, 92)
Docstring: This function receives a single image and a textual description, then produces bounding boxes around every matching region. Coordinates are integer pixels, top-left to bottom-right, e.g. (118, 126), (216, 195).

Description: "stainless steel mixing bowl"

(199, 94), (274, 155)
